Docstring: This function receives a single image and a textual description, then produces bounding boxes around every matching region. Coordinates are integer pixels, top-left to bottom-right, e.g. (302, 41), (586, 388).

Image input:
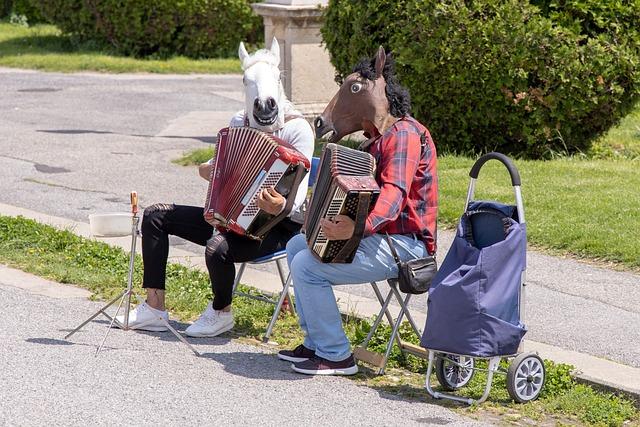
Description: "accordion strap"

(385, 233), (402, 265)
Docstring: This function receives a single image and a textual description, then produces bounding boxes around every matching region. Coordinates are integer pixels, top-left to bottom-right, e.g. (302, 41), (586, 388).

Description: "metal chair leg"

(274, 259), (294, 312)
(361, 285), (395, 347)
(378, 296), (409, 375)
(362, 283), (406, 358)
(388, 281), (421, 337)
(232, 263), (246, 294)
(262, 273), (292, 342)
(370, 282), (403, 333)
(389, 285), (420, 338)
(357, 280), (426, 373)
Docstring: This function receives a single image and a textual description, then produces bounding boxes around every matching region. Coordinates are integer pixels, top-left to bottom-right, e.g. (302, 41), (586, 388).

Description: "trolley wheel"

(507, 353), (545, 403)
(435, 354), (475, 391)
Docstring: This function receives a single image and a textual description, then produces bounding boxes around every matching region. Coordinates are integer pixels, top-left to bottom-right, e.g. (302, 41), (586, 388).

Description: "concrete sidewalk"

(1, 202), (638, 402)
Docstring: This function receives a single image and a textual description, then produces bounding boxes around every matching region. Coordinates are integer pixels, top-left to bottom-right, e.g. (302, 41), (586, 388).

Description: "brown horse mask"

(315, 46), (397, 142)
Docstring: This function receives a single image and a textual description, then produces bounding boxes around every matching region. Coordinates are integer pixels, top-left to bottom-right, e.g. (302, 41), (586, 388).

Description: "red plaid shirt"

(362, 116), (438, 254)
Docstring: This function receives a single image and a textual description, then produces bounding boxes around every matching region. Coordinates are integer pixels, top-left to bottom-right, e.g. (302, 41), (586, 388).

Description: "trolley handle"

(469, 152), (521, 187)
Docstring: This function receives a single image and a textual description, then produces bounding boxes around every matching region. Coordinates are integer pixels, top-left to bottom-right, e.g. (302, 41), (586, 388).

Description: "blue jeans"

(286, 233), (428, 361)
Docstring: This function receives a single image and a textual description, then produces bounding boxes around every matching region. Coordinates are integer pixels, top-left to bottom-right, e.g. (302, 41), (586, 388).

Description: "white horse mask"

(239, 37), (289, 133)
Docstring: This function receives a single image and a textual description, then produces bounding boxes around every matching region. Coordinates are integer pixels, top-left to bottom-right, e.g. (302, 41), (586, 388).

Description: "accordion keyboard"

(312, 186), (347, 255)
(238, 159), (288, 226)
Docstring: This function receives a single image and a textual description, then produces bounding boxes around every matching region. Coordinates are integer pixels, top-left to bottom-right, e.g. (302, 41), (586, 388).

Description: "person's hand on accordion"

(320, 215), (355, 240)
(204, 211), (222, 227)
(257, 187), (286, 215)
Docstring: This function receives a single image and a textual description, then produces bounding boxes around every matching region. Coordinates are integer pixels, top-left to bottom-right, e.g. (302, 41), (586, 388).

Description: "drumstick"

(130, 191), (138, 215)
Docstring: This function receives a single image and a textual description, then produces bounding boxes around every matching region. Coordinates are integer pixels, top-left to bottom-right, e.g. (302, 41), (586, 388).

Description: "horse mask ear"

(375, 46), (386, 79)
(238, 42), (249, 67)
(269, 37), (280, 66)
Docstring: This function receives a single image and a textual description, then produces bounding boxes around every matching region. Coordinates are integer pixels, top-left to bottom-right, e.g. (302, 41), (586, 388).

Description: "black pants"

(141, 203), (300, 310)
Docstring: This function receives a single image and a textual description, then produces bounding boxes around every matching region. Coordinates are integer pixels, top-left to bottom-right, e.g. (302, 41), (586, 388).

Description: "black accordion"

(304, 143), (380, 263)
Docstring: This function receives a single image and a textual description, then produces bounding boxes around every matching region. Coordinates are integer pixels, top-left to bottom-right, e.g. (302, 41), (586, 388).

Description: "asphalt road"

(1, 68), (638, 371)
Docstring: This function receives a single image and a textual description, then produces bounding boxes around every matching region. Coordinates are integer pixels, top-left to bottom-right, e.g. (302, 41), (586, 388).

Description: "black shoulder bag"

(385, 234), (437, 295)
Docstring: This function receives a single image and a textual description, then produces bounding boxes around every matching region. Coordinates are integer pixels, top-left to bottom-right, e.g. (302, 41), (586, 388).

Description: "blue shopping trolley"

(421, 152), (545, 404)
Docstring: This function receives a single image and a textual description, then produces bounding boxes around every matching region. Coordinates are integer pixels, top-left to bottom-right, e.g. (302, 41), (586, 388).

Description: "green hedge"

(322, 0), (640, 158)
(1, 0), (46, 23)
(35, 0), (263, 58)
(1, 0), (11, 18)
(13, 0), (46, 23)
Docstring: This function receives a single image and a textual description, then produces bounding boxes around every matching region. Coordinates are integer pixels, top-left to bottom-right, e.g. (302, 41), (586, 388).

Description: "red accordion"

(304, 143), (380, 263)
(205, 127), (310, 239)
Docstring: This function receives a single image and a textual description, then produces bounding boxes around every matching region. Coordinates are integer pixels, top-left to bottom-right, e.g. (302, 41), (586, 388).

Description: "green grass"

(172, 147), (215, 166)
(0, 214), (637, 426)
(0, 23), (240, 73)
(438, 155), (640, 269)
(591, 105), (640, 160)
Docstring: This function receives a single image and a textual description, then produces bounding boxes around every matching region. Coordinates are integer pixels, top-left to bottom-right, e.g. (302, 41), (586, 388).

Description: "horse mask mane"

(314, 46), (411, 142)
(239, 37), (299, 133)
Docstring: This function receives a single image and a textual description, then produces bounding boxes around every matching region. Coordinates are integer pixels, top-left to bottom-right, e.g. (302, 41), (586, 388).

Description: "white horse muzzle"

(253, 97), (279, 126)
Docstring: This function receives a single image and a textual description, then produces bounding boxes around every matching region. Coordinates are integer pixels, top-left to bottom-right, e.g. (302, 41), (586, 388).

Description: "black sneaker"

(291, 354), (358, 376)
(277, 344), (316, 363)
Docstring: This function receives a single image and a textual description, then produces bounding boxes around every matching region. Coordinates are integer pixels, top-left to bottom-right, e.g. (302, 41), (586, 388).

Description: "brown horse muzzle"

(313, 115), (335, 140)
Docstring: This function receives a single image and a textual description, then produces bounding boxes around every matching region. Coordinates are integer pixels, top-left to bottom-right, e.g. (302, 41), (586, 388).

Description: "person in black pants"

(117, 111), (314, 337)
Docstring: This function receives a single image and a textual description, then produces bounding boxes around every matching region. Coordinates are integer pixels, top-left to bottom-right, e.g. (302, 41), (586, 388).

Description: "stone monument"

(252, 0), (337, 119)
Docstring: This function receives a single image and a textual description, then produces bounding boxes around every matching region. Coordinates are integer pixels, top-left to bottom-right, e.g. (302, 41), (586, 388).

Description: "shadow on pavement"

(199, 351), (309, 382)
(137, 329), (233, 348)
(54, 318), (224, 352)
(26, 337), (74, 346)
(411, 417), (454, 425)
(38, 129), (216, 144)
(26, 337), (119, 352)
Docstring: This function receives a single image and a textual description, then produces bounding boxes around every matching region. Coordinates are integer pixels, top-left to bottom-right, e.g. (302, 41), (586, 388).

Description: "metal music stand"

(64, 191), (199, 356)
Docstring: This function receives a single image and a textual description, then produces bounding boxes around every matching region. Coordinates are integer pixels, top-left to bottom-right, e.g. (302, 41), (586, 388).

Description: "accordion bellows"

(205, 127), (310, 239)
(304, 143), (380, 263)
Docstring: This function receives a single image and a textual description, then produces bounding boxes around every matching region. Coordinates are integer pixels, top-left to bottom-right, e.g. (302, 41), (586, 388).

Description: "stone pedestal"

(252, 1), (337, 119)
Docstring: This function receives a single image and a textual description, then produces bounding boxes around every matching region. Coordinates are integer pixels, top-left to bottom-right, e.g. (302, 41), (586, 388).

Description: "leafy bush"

(540, 360), (575, 397)
(531, 0), (640, 39)
(35, 0), (263, 58)
(322, 0), (640, 158)
(1, 0), (12, 18)
(12, 0), (46, 24)
(1, 0), (46, 23)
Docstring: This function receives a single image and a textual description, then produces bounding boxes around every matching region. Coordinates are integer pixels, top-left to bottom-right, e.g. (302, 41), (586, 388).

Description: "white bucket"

(89, 213), (134, 237)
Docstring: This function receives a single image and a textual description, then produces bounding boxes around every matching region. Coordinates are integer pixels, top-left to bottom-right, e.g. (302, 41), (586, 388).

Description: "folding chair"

(354, 278), (428, 374)
(232, 156), (320, 342)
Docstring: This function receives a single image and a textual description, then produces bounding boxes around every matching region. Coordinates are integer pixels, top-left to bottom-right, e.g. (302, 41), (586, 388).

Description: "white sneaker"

(185, 302), (234, 337)
(115, 302), (169, 332)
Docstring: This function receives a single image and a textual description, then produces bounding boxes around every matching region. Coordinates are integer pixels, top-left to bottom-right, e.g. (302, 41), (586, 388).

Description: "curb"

(575, 376), (640, 407)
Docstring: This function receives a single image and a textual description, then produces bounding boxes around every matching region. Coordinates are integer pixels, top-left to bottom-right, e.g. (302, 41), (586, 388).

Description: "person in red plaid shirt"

(362, 116), (437, 255)
(279, 47), (438, 376)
